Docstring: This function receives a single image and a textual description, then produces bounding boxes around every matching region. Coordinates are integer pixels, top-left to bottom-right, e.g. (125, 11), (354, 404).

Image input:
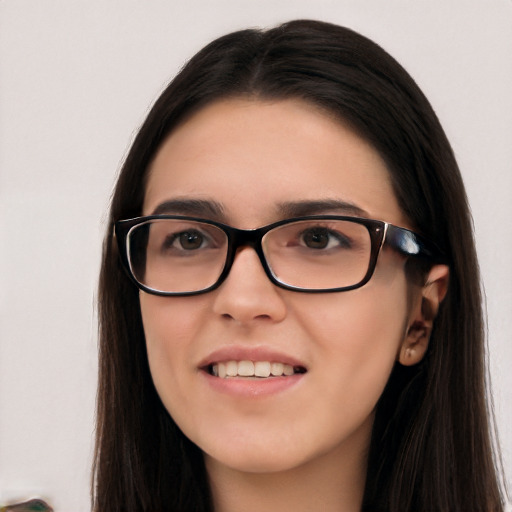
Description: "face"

(140, 98), (422, 476)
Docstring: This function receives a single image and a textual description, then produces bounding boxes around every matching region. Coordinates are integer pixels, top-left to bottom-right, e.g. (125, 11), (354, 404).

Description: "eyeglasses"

(115, 215), (442, 296)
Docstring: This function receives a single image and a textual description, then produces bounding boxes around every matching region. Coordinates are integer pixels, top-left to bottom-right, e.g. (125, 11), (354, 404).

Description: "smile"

(209, 360), (307, 378)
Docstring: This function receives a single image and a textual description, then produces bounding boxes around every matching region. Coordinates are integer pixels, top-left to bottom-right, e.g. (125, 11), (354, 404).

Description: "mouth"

(206, 360), (308, 379)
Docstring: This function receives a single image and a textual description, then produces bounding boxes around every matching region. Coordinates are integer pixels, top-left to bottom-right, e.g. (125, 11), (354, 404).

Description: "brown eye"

(303, 228), (330, 249)
(176, 231), (205, 250)
(298, 226), (353, 251)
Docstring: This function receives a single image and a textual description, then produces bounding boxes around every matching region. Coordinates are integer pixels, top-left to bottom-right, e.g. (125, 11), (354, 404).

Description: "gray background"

(1, 1), (511, 510)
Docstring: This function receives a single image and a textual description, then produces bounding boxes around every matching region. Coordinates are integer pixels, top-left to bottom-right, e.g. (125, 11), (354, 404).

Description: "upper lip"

(198, 346), (308, 371)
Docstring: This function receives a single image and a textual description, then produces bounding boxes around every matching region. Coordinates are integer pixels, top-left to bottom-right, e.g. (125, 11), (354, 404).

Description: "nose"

(212, 247), (287, 324)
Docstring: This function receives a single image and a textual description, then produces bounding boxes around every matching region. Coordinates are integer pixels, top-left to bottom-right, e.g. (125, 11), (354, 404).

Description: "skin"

(140, 98), (448, 512)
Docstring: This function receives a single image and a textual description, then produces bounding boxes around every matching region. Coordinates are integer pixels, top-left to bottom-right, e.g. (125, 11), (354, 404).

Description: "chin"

(204, 448), (310, 474)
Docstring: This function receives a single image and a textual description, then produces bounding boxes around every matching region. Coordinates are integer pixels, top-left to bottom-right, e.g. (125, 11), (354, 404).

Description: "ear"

(398, 264), (450, 366)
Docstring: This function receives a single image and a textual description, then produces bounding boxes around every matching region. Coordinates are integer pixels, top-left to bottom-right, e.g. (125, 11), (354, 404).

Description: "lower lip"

(200, 370), (305, 398)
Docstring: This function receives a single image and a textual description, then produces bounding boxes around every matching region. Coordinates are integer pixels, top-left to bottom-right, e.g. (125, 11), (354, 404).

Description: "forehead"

(144, 98), (408, 228)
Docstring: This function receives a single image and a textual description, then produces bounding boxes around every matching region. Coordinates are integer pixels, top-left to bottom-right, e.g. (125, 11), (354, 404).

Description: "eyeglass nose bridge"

(217, 225), (277, 289)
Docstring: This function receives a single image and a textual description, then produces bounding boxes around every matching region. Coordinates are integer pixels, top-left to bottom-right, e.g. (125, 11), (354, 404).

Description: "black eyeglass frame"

(114, 215), (444, 296)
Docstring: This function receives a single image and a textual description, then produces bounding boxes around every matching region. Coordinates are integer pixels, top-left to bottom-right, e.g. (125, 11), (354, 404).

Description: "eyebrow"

(277, 199), (369, 218)
(151, 199), (226, 219)
(150, 198), (369, 221)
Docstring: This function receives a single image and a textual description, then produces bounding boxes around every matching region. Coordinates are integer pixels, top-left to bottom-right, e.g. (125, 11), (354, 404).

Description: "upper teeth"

(211, 361), (296, 378)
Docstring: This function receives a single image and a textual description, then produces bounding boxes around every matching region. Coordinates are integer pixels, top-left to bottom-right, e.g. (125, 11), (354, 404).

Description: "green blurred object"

(0, 499), (53, 512)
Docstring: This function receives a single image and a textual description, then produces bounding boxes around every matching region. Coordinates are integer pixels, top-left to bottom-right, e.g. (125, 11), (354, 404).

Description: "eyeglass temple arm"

(385, 224), (444, 260)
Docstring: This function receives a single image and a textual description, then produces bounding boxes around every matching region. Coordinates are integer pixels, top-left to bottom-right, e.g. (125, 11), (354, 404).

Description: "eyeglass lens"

(127, 218), (373, 293)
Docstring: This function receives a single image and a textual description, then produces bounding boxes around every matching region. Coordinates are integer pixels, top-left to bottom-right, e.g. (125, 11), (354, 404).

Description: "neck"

(205, 428), (369, 512)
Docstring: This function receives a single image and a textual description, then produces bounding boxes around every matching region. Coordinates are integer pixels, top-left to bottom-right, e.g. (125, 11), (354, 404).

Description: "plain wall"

(1, 1), (511, 510)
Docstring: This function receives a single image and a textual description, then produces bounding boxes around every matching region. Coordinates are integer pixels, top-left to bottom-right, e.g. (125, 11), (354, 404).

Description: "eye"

(166, 230), (207, 251)
(300, 227), (350, 250)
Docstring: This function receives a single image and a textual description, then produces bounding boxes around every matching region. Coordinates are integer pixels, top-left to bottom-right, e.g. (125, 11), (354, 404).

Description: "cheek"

(141, 294), (202, 343)
(293, 274), (410, 410)
(299, 278), (408, 353)
(139, 294), (206, 410)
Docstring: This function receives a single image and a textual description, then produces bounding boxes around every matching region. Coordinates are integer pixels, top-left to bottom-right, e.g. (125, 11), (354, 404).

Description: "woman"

(93, 20), (504, 511)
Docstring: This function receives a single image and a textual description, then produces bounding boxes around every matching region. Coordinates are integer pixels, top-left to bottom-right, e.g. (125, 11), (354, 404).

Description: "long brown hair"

(93, 20), (504, 511)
